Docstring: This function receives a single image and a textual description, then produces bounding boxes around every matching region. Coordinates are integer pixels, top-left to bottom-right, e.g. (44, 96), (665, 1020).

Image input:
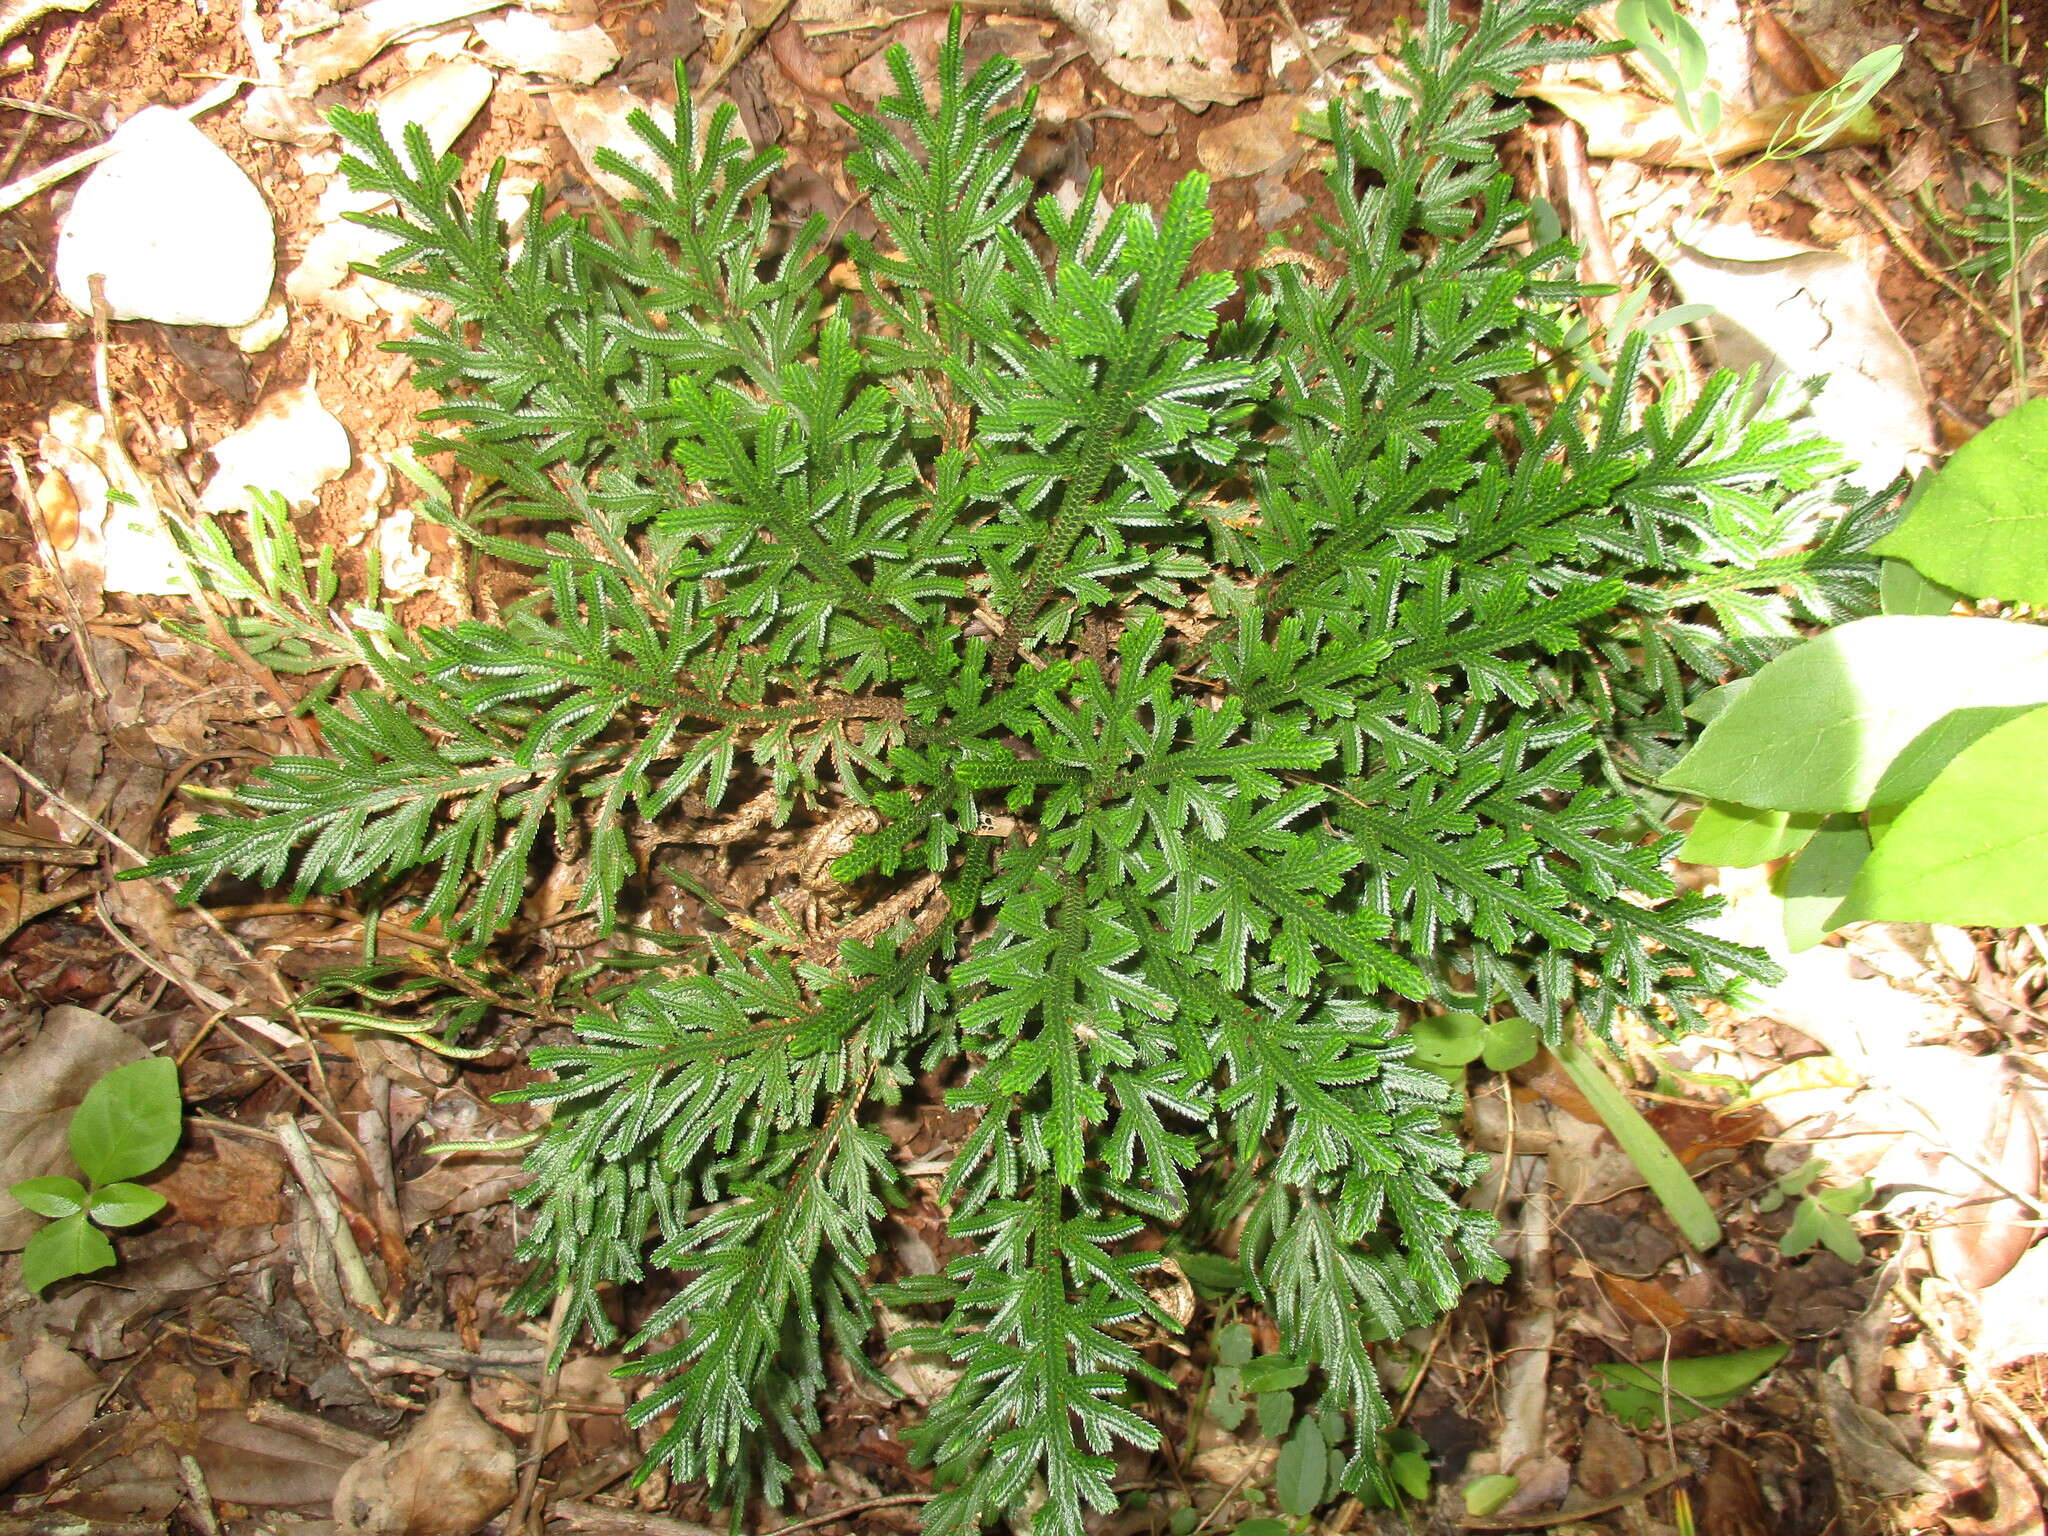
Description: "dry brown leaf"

(0, 1331), (101, 1486)
(1046, 0), (1258, 111)
(1195, 95), (1306, 180)
(1522, 83), (1882, 167)
(1595, 1269), (1689, 1328)
(333, 1384), (516, 1536)
(156, 1132), (290, 1231)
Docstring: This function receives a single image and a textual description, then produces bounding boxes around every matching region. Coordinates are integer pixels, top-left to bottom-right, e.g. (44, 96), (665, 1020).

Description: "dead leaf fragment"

(1524, 83), (1882, 168)
(286, 0), (502, 89)
(1661, 221), (1933, 490)
(0, 1331), (101, 1486)
(333, 1384), (517, 1536)
(1195, 94), (1306, 180)
(1046, 0), (1257, 111)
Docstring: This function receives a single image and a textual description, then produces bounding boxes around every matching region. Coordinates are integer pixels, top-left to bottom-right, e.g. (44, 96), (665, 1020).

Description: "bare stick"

(273, 1112), (388, 1320)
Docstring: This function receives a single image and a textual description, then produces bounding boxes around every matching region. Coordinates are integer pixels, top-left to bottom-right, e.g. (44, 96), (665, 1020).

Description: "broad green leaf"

(1480, 1017), (1538, 1073)
(1594, 1344), (1788, 1428)
(21, 1211), (117, 1294)
(1778, 814), (1870, 951)
(1837, 704), (2048, 925)
(1208, 1366), (1248, 1431)
(1387, 1448), (1430, 1501)
(1408, 1011), (1487, 1067)
(1679, 800), (1821, 866)
(1463, 1474), (1519, 1516)
(1662, 617), (2048, 812)
(1239, 1356), (1310, 1394)
(69, 1057), (182, 1186)
(90, 1181), (168, 1228)
(9, 1175), (86, 1219)
(1683, 676), (1750, 724)
(1781, 1197), (1862, 1263)
(1229, 1522), (1289, 1536)
(1274, 1422), (1328, 1515)
(1816, 1177), (1875, 1215)
(1177, 1251), (1245, 1296)
(1878, 557), (1964, 617)
(1871, 397), (2048, 604)
(1256, 1389), (1295, 1439)
(1216, 1322), (1254, 1367)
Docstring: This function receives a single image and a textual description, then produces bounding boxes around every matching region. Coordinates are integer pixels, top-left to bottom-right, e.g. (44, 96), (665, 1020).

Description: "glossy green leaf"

(1838, 704), (2048, 925)
(1871, 397), (2048, 604)
(1275, 1422), (1328, 1516)
(1679, 801), (1822, 866)
(1463, 1473), (1519, 1516)
(1778, 814), (1871, 951)
(1480, 1017), (1538, 1073)
(1661, 616), (2048, 812)
(1594, 1343), (1788, 1428)
(1239, 1356), (1310, 1395)
(90, 1181), (168, 1228)
(1408, 1011), (1487, 1067)
(1388, 1448), (1430, 1501)
(9, 1175), (86, 1219)
(1878, 557), (1964, 616)
(69, 1057), (182, 1186)
(1683, 676), (1751, 724)
(21, 1210), (117, 1295)
(1177, 1251), (1246, 1296)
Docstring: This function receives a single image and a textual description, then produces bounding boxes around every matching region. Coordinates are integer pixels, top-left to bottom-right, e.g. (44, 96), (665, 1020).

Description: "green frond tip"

(131, 0), (1873, 1528)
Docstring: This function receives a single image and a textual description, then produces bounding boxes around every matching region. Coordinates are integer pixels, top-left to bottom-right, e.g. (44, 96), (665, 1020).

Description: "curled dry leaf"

(291, 60), (495, 324)
(39, 402), (189, 597)
(474, 11), (621, 86)
(552, 84), (669, 202)
(287, 0), (502, 89)
(333, 1384), (517, 1536)
(1524, 82), (1883, 168)
(1195, 94), (1307, 180)
(1047, 0), (1258, 111)
(1660, 221), (1933, 491)
(0, 1331), (101, 1486)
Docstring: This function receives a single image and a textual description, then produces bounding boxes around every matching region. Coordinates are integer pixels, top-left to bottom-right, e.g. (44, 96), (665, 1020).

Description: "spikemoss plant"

(138, 3), (1887, 1529)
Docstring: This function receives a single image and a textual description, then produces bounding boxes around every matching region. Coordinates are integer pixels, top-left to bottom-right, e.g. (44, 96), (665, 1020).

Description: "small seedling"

(1759, 1158), (1873, 1263)
(1615, 0), (1721, 148)
(1761, 45), (1901, 161)
(9, 1057), (182, 1295)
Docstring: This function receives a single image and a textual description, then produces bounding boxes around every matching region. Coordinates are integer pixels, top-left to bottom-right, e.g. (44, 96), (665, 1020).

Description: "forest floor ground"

(0, 0), (2045, 1533)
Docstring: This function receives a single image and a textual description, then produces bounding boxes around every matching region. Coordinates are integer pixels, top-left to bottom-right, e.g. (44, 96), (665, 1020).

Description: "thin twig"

(1840, 174), (2017, 348)
(1891, 1277), (2048, 1473)
(768, 1494), (938, 1536)
(0, 73), (241, 212)
(505, 1287), (575, 1536)
(2, 446), (104, 699)
(696, 0), (794, 96)
(176, 1456), (224, 1536)
(273, 1112), (388, 1320)
(548, 1502), (724, 1536)
(1268, 0), (1341, 100)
